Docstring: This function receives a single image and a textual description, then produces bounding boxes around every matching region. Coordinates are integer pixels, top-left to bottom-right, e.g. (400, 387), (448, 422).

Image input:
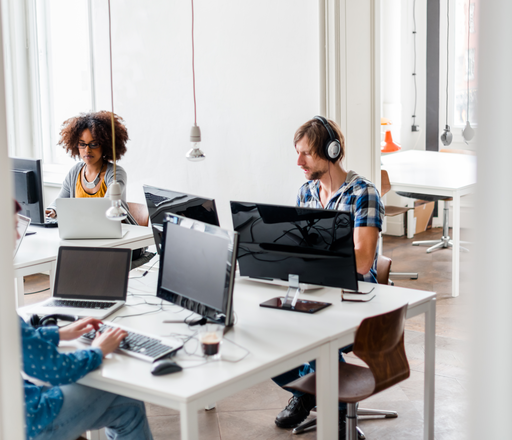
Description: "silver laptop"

(56, 198), (124, 239)
(28, 246), (131, 319)
(14, 214), (30, 257)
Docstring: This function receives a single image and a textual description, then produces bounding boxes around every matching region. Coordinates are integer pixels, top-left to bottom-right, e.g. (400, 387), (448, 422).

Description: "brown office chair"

(380, 170), (418, 280)
(376, 255), (392, 285)
(127, 202), (149, 227)
(287, 305), (410, 440)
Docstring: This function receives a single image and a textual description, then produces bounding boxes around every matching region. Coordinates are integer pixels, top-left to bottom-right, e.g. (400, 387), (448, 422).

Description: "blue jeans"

(272, 348), (348, 411)
(33, 384), (153, 440)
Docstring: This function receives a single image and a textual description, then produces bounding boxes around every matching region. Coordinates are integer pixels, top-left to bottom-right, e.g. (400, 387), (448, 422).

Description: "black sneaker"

(275, 394), (316, 428)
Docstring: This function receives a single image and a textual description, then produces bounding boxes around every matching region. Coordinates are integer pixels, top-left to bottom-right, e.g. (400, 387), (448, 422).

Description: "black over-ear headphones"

(29, 314), (78, 328)
(314, 115), (342, 162)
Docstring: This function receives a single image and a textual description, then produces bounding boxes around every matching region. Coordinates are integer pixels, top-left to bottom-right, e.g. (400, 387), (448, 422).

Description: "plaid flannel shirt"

(296, 171), (384, 283)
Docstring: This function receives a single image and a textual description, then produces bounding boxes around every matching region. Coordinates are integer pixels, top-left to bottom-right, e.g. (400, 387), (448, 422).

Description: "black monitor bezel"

(11, 157), (45, 225)
(156, 213), (239, 327)
(53, 246), (132, 301)
(143, 184), (220, 254)
(230, 200), (359, 291)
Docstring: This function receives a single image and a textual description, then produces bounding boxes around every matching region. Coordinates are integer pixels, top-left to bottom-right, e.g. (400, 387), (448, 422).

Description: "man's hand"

(59, 317), (102, 341)
(45, 208), (56, 218)
(91, 327), (128, 357)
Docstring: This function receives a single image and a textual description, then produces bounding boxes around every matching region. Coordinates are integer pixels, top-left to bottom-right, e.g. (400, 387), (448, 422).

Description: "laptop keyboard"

(81, 323), (179, 362)
(45, 299), (116, 309)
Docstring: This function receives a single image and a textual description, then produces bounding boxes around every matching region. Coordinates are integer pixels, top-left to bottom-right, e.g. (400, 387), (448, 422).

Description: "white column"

(469, 1), (512, 439)
(320, 0), (381, 187)
(0, 1), (27, 438)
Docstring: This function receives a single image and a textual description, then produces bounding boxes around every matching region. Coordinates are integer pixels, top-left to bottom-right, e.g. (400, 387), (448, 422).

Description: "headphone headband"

(313, 116), (341, 161)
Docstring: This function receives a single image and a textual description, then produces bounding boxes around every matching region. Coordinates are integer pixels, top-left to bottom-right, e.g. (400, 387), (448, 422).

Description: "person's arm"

(352, 182), (385, 276)
(45, 165), (79, 216)
(353, 226), (380, 274)
(19, 317), (125, 386)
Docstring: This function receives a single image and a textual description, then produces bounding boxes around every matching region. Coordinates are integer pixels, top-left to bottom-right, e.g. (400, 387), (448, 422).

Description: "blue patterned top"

(20, 318), (103, 439)
(296, 171), (384, 283)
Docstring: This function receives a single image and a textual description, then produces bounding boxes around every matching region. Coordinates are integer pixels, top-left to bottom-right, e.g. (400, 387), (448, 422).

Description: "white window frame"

(439, 0), (477, 150)
(3, 0), (96, 185)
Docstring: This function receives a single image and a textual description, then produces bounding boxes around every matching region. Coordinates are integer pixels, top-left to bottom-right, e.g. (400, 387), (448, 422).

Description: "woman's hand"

(45, 209), (56, 218)
(59, 317), (102, 341)
(91, 327), (128, 357)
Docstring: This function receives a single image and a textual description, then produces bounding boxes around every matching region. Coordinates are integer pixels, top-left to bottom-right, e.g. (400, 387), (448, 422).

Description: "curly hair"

(58, 111), (129, 162)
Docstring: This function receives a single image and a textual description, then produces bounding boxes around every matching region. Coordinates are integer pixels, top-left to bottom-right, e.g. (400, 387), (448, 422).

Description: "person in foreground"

(272, 116), (384, 438)
(45, 111), (129, 218)
(14, 201), (154, 440)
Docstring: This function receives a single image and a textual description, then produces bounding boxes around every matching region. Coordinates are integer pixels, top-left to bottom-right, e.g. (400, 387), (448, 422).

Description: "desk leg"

(452, 195), (461, 297)
(180, 404), (199, 440)
(407, 202), (415, 239)
(424, 298), (436, 440)
(16, 276), (24, 308)
(316, 341), (338, 440)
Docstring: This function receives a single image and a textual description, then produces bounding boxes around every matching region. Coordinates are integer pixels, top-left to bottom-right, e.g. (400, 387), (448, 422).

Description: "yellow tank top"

(75, 167), (107, 198)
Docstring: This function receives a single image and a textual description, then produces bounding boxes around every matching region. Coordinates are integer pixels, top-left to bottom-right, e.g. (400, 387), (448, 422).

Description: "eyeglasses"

(78, 142), (100, 149)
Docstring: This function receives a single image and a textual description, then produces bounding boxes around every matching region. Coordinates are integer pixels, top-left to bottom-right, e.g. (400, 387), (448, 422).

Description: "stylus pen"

(162, 320), (186, 323)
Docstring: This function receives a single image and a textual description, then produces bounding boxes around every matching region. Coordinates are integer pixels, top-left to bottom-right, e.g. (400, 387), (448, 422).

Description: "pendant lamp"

(105, 0), (127, 221)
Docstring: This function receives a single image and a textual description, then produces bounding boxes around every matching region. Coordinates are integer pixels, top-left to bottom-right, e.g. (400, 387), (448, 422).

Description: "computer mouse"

(151, 360), (183, 376)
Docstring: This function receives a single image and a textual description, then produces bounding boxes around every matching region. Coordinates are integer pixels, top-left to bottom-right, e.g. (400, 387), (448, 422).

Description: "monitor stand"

(259, 274), (331, 314)
(238, 274), (323, 292)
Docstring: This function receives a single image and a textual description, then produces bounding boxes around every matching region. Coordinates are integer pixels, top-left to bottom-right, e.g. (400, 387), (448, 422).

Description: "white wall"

(89, 0), (319, 227)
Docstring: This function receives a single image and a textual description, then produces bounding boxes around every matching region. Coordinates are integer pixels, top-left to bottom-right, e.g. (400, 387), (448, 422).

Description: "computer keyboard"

(45, 299), (116, 309)
(81, 323), (182, 362)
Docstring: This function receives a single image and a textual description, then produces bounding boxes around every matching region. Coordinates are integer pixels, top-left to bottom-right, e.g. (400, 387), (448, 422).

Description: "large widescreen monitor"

(143, 184), (220, 254)
(230, 201), (358, 291)
(157, 213), (239, 327)
(11, 158), (45, 225)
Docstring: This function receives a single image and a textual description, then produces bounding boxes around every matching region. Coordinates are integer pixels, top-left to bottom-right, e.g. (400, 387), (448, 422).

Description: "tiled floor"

(23, 227), (470, 439)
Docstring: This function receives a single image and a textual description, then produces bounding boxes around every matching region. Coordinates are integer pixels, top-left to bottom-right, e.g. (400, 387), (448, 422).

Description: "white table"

(70, 274), (436, 440)
(381, 150), (477, 297)
(13, 224), (154, 307)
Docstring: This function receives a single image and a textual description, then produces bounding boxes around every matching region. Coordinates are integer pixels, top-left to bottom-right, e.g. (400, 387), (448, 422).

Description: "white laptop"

(28, 246), (131, 319)
(56, 198), (125, 240)
(14, 214), (31, 257)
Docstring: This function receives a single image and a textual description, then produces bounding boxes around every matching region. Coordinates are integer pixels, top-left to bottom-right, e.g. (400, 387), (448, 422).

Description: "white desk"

(70, 275), (436, 440)
(381, 150), (477, 297)
(13, 224), (154, 307)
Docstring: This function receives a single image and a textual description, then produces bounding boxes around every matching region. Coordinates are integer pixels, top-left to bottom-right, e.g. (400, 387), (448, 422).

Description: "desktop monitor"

(230, 201), (358, 291)
(143, 184), (220, 254)
(156, 213), (239, 327)
(11, 158), (45, 225)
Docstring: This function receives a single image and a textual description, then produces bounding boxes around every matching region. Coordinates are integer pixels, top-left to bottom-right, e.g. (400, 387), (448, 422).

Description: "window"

(453, 0), (478, 127)
(32, 0), (95, 166)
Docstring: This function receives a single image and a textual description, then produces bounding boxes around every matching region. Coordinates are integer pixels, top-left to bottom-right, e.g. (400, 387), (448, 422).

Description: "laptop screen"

(54, 247), (131, 301)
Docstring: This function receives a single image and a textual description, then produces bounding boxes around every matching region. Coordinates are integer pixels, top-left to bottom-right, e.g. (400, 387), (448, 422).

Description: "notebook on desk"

(56, 198), (126, 240)
(28, 246), (131, 319)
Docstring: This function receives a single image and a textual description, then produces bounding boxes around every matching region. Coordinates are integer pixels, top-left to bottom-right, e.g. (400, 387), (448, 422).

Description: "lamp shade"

(381, 130), (401, 153)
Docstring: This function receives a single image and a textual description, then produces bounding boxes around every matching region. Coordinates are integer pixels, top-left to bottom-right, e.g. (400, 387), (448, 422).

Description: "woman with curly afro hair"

(45, 111), (129, 218)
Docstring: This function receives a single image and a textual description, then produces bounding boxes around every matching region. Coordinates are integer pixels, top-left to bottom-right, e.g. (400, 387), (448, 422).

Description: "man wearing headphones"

(272, 117), (384, 438)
